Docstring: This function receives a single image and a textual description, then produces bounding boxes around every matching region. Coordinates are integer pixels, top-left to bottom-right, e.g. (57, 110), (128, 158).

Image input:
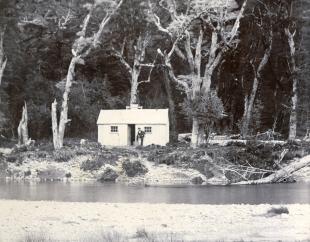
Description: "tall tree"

(52, 0), (124, 150)
(0, 25), (7, 86)
(112, 32), (155, 105)
(240, 4), (273, 138)
(150, 0), (248, 147)
(285, 1), (299, 140)
(109, 0), (157, 106)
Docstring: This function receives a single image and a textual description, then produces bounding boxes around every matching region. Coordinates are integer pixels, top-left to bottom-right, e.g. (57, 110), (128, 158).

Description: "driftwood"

(234, 155), (310, 185)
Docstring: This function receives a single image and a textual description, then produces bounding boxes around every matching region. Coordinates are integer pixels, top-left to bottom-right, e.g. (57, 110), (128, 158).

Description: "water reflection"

(0, 180), (309, 204)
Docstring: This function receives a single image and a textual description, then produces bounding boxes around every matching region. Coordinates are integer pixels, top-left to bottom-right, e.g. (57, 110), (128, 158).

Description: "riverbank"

(0, 200), (309, 241)
(1, 139), (310, 185)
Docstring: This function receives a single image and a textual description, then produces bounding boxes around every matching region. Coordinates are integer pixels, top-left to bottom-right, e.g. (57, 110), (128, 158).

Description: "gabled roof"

(97, 108), (169, 125)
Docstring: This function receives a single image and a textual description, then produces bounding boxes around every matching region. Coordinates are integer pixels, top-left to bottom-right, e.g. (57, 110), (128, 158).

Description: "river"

(0, 180), (309, 204)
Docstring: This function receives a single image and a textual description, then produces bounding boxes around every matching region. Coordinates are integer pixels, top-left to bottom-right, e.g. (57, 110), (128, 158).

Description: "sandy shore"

(0, 200), (309, 241)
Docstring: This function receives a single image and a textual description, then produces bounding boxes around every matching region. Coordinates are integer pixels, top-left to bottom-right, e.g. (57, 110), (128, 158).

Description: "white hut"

(97, 105), (169, 146)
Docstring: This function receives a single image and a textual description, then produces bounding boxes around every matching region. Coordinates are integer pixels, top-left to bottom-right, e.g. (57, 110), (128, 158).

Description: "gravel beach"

(0, 200), (309, 241)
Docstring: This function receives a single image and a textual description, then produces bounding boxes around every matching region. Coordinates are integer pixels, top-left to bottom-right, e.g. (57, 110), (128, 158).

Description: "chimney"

(126, 104), (143, 110)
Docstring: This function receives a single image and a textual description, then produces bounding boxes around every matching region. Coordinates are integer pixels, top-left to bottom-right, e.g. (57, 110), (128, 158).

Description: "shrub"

(24, 170), (31, 176)
(53, 148), (75, 162)
(65, 172), (72, 178)
(98, 167), (119, 182)
(36, 151), (47, 159)
(80, 157), (104, 171)
(6, 154), (23, 165)
(19, 232), (53, 242)
(122, 160), (148, 177)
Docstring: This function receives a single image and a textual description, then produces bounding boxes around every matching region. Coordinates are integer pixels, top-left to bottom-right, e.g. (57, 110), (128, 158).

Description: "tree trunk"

(52, 57), (78, 150)
(241, 31), (273, 138)
(163, 69), (178, 143)
(285, 28), (297, 140)
(191, 116), (199, 148)
(0, 26), (7, 86)
(51, 1), (123, 150)
(234, 155), (310, 185)
(129, 34), (148, 105)
(17, 103), (30, 146)
(288, 79), (297, 139)
(241, 76), (259, 137)
(130, 66), (139, 105)
(51, 100), (61, 150)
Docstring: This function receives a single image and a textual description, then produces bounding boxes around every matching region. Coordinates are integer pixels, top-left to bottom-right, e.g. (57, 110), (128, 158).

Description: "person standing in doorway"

(136, 128), (145, 146)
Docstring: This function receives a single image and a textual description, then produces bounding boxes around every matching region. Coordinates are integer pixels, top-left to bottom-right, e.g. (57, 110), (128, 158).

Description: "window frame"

(144, 126), (152, 134)
(110, 126), (118, 133)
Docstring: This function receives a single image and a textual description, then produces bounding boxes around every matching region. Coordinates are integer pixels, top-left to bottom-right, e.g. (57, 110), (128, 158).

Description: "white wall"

(135, 124), (169, 146)
(98, 124), (128, 146)
(98, 124), (169, 146)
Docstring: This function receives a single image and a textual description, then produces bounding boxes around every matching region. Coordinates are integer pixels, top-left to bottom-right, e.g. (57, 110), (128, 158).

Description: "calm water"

(0, 180), (309, 204)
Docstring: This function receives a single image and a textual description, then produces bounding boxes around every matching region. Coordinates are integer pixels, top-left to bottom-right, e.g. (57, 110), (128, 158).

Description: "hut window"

(144, 127), (152, 133)
(110, 126), (118, 133)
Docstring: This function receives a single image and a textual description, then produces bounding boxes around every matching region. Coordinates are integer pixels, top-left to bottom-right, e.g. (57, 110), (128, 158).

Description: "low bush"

(122, 160), (148, 177)
(98, 167), (119, 182)
(19, 232), (53, 242)
(6, 154), (23, 165)
(80, 152), (119, 172)
(80, 157), (104, 171)
(65, 172), (72, 178)
(53, 148), (76, 162)
(24, 170), (31, 176)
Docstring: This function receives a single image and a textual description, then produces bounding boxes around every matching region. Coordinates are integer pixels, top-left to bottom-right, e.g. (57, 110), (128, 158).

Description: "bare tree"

(52, 0), (124, 150)
(241, 29), (273, 138)
(112, 33), (156, 105)
(150, 0), (248, 147)
(0, 25), (7, 86)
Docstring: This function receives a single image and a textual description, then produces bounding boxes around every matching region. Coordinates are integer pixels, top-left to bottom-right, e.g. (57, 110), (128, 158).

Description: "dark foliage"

(122, 159), (148, 177)
(80, 153), (119, 171)
(0, 0), (308, 140)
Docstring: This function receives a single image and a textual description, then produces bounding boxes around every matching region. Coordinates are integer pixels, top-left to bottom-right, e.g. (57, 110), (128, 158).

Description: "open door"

(128, 124), (136, 145)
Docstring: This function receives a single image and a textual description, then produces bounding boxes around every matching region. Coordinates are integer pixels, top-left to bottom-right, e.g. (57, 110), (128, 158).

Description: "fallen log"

(234, 155), (310, 185)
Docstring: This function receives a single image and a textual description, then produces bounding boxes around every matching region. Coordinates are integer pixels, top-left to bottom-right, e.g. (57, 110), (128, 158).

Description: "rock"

(80, 139), (87, 146)
(0, 148), (13, 155)
(98, 167), (119, 182)
(37, 166), (66, 180)
(207, 176), (229, 185)
(191, 176), (204, 185)
(266, 207), (289, 217)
